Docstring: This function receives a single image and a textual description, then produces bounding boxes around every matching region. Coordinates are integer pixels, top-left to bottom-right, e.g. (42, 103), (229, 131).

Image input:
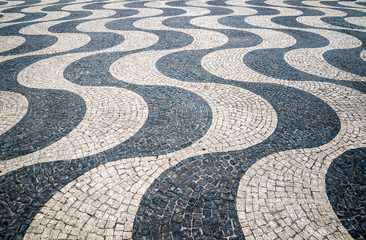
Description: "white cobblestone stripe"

(16, 21), (90, 54)
(0, 6), (161, 61)
(0, 1), (25, 8)
(61, 3), (116, 20)
(198, 20), (366, 86)
(20, 5), (71, 22)
(144, 1), (212, 17)
(296, 8), (350, 30)
(0, 91), (28, 136)
(361, 49), (366, 62)
(284, 29), (365, 81)
(200, 28), (296, 82)
(0, 35), (26, 53)
(0, 23), (89, 61)
(244, 7), (304, 29)
(0, 12), (25, 23)
(345, 16), (366, 28)
(338, 1), (366, 9)
(75, 18), (160, 52)
(303, 0), (364, 10)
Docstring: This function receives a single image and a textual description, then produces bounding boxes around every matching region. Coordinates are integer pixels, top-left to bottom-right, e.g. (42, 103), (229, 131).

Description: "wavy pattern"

(237, 82), (366, 239)
(26, 83), (277, 239)
(0, 0), (365, 239)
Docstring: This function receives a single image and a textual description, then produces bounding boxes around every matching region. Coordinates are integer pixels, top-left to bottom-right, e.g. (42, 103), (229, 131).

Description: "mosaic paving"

(0, 0), (365, 239)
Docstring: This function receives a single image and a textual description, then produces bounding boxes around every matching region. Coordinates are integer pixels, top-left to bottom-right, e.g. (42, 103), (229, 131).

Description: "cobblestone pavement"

(0, 0), (365, 239)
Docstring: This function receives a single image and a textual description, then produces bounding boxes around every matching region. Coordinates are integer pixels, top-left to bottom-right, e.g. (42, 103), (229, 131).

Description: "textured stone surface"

(0, 0), (365, 239)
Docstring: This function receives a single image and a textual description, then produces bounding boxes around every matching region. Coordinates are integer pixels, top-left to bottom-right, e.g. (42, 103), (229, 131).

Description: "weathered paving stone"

(0, 0), (365, 239)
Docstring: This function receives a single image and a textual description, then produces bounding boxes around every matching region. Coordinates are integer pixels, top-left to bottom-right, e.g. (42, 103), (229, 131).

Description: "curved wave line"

(284, 28), (365, 81)
(237, 81), (366, 239)
(26, 81), (278, 238)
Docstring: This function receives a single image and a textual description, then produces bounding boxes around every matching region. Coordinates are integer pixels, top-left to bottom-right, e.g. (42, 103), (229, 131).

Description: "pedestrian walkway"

(0, 0), (365, 239)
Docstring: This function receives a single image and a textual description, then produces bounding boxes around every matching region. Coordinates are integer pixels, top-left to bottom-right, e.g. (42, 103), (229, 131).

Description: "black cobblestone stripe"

(326, 148), (366, 240)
